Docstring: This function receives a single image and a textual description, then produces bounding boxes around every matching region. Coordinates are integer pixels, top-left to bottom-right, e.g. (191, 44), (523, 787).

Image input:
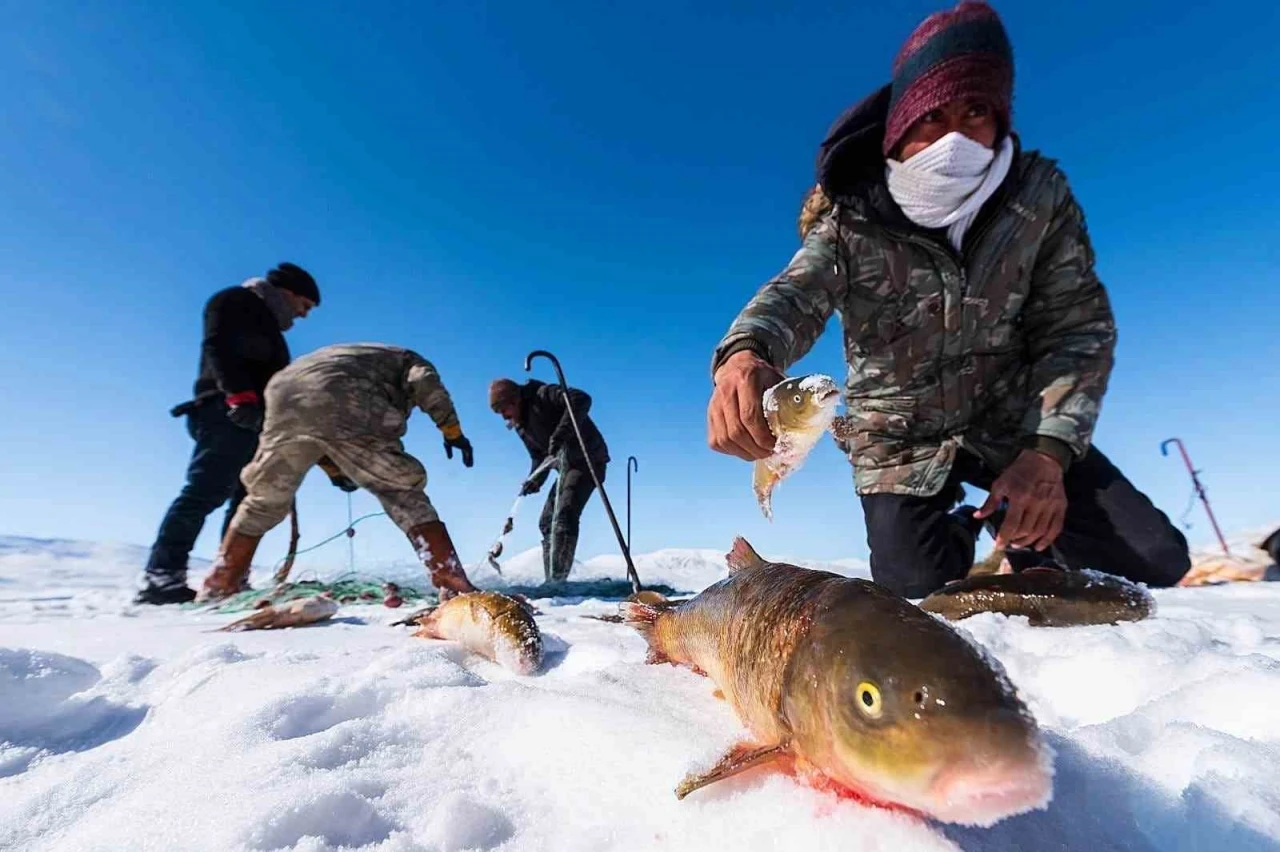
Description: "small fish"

(920, 568), (1155, 626)
(753, 375), (842, 520)
(217, 595), (339, 632)
(620, 537), (1052, 826)
(410, 591), (544, 675)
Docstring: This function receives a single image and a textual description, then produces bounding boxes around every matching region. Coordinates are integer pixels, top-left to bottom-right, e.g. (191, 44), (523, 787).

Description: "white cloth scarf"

(886, 132), (1014, 252)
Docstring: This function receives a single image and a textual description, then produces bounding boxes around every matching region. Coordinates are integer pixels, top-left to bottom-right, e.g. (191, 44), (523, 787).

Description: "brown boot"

(198, 530), (261, 602)
(408, 521), (477, 600)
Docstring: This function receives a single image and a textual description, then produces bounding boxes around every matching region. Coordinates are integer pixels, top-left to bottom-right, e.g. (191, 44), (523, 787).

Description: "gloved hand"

(225, 392), (263, 432)
(328, 473), (359, 493)
(444, 434), (474, 468)
(519, 477), (542, 497)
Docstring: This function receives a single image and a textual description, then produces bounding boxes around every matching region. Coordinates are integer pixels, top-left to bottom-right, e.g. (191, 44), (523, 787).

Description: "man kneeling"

(199, 343), (479, 602)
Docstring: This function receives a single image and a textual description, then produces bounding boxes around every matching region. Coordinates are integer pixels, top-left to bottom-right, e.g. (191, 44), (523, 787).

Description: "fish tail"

(753, 461), (775, 521)
(620, 601), (673, 665)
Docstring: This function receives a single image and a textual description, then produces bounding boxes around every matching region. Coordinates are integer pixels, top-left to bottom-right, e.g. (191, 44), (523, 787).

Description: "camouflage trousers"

(230, 435), (439, 538)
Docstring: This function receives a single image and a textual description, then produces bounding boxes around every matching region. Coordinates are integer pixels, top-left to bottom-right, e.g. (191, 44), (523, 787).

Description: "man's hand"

(225, 392), (263, 432)
(444, 434), (474, 468)
(707, 350), (786, 461)
(519, 477), (542, 497)
(328, 473), (359, 493)
(976, 449), (1068, 551)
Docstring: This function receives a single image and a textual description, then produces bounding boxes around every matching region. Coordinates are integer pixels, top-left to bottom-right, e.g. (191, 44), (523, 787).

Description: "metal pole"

(626, 456), (639, 554)
(1161, 437), (1231, 557)
(525, 350), (643, 594)
(346, 492), (355, 574)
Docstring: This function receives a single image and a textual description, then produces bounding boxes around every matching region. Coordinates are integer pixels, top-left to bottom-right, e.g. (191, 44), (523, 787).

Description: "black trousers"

(861, 447), (1191, 598)
(538, 462), (603, 580)
(143, 400), (259, 589)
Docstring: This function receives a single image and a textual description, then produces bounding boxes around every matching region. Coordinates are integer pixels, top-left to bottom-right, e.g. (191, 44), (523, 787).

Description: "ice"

(1, 531), (1279, 850)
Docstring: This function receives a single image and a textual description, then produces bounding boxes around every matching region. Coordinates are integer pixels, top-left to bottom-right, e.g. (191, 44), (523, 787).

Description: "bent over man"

(199, 343), (478, 601)
(489, 378), (609, 582)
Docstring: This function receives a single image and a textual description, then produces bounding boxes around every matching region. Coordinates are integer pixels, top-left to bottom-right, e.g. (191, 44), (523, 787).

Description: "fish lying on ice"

(920, 568), (1155, 626)
(620, 537), (1053, 826)
(217, 595), (340, 632)
(407, 591), (544, 675)
(753, 375), (841, 521)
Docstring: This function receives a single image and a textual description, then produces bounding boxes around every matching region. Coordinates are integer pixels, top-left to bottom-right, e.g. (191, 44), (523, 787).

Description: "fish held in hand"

(621, 537), (1053, 826)
(753, 375), (841, 520)
(411, 591), (544, 675)
(920, 568), (1155, 627)
(217, 595), (340, 632)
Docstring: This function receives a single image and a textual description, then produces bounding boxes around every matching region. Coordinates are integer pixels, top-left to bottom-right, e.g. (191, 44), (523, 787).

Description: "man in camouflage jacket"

(708, 2), (1190, 597)
(198, 343), (479, 601)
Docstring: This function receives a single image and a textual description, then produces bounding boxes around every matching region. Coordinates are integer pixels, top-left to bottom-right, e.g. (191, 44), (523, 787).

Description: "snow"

(2, 533), (1279, 851)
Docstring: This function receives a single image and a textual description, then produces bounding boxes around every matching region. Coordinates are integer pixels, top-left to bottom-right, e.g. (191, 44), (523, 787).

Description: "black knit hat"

(884, 2), (1014, 156)
(266, 262), (320, 305)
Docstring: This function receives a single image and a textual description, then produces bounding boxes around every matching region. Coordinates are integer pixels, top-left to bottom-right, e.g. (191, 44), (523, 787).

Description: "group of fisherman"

(136, 0), (1196, 607)
(136, 267), (608, 605)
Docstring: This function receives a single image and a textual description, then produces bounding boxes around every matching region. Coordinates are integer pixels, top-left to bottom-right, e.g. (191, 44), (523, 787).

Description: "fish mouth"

(924, 757), (1053, 826)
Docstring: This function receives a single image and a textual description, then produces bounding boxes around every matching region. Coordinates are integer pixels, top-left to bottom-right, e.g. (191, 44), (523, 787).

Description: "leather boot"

(198, 530), (261, 602)
(408, 521), (477, 600)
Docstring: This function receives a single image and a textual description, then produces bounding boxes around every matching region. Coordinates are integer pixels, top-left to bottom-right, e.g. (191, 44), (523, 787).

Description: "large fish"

(621, 538), (1053, 826)
(920, 568), (1155, 627)
(217, 595), (339, 632)
(409, 591), (544, 675)
(753, 375), (841, 520)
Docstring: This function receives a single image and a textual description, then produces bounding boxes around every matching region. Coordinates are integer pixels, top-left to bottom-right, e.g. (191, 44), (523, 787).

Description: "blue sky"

(1, 1), (1277, 579)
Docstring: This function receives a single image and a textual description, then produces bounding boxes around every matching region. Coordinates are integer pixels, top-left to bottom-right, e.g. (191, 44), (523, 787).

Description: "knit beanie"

(883, 1), (1014, 157)
(489, 379), (520, 411)
(266, 262), (321, 305)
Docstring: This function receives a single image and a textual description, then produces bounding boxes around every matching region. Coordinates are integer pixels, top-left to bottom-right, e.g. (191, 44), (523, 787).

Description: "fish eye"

(792, 394), (803, 404)
(856, 681), (882, 718)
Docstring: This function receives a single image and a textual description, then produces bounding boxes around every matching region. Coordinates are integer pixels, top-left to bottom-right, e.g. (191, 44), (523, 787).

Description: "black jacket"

(515, 380), (609, 481)
(192, 287), (291, 400)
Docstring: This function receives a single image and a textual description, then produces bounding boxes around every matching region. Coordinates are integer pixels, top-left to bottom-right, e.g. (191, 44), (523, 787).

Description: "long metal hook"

(626, 456), (639, 554)
(1161, 436), (1230, 557)
(525, 350), (643, 594)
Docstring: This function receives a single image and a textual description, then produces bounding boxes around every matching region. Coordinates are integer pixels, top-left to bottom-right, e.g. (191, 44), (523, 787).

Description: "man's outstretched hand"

(976, 449), (1068, 551)
(707, 350), (786, 461)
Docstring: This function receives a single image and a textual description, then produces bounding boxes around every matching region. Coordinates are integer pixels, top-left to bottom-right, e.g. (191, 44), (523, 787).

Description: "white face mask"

(885, 132), (1014, 252)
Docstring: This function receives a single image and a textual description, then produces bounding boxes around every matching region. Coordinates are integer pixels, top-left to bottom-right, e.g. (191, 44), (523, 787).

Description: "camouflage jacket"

(262, 343), (462, 444)
(712, 87), (1116, 497)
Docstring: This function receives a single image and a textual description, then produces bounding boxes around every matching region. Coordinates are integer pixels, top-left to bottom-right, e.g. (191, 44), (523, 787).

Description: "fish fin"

(725, 537), (766, 574)
(619, 601), (671, 664)
(675, 741), (788, 800)
(390, 605), (438, 628)
(752, 461), (776, 521)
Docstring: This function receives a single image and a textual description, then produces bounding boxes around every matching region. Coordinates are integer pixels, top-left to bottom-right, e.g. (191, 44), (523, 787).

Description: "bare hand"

(707, 350), (786, 461)
(975, 450), (1068, 551)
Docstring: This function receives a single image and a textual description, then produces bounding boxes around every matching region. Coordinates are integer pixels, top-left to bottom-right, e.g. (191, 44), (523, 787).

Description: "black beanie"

(266, 262), (321, 305)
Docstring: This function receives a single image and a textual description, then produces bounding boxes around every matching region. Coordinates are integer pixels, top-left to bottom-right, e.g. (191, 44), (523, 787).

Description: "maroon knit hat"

(883, 1), (1014, 156)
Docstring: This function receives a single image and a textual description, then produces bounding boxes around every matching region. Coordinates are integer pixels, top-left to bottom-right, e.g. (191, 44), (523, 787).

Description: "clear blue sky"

(2, 1), (1277, 578)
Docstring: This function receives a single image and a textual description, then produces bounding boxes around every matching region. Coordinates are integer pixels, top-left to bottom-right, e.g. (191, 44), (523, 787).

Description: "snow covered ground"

(2, 533), (1279, 851)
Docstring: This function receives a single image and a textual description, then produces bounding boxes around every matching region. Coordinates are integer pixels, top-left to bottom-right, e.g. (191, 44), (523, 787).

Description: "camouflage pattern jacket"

(262, 343), (462, 445)
(712, 86), (1116, 497)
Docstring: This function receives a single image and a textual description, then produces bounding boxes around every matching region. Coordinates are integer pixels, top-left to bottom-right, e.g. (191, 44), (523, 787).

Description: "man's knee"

(863, 495), (971, 598)
(229, 495), (292, 538)
(1130, 524), (1191, 587)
